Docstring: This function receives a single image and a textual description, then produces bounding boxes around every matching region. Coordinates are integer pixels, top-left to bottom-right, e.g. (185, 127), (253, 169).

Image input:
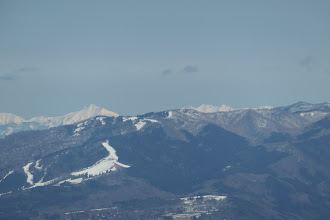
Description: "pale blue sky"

(1, 0), (330, 118)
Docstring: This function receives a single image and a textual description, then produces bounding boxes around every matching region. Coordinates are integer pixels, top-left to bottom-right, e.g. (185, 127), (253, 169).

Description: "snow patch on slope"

(123, 116), (159, 131)
(0, 127), (15, 136)
(135, 121), (146, 131)
(144, 119), (159, 123)
(134, 118), (159, 131)
(35, 159), (43, 170)
(25, 177), (60, 190)
(0, 191), (12, 197)
(56, 178), (83, 186)
(19, 141), (130, 190)
(123, 116), (138, 122)
(73, 122), (85, 136)
(0, 170), (14, 183)
(96, 117), (106, 125)
(222, 165), (231, 171)
(23, 162), (34, 185)
(180, 195), (227, 206)
(65, 207), (115, 215)
(72, 140), (130, 177)
(299, 111), (327, 119)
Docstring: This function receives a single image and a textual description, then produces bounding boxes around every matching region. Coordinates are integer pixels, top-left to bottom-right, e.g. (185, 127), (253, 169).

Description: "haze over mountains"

(0, 101), (330, 219)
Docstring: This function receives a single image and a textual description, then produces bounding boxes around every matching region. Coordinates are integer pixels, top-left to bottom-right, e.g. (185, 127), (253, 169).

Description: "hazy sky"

(1, 0), (330, 118)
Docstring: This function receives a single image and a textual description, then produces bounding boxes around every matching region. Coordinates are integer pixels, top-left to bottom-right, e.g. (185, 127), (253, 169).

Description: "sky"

(1, 0), (330, 118)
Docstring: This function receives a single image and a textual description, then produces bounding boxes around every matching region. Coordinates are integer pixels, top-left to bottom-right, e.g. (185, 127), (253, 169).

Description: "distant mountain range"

(2, 102), (329, 139)
(1, 101), (330, 219)
(0, 104), (118, 137)
(182, 103), (273, 113)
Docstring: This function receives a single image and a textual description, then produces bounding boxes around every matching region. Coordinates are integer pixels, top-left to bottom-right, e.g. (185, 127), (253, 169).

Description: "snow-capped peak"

(29, 104), (118, 127)
(0, 113), (26, 125)
(60, 104), (119, 125)
(0, 104), (119, 137)
(196, 104), (233, 113)
(182, 104), (233, 113)
(181, 104), (274, 113)
(254, 106), (273, 110)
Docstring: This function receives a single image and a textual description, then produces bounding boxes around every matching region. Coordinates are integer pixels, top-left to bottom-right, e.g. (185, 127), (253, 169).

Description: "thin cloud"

(161, 65), (200, 76)
(300, 56), (313, 72)
(161, 69), (172, 76)
(0, 67), (39, 81)
(0, 75), (15, 81)
(182, 65), (199, 74)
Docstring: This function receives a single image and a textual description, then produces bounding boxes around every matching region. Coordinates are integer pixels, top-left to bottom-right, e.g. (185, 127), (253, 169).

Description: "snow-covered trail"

(72, 140), (130, 177)
(0, 170), (14, 183)
(23, 162), (34, 185)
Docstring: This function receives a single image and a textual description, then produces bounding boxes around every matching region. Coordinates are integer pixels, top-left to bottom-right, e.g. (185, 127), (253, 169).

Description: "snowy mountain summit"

(0, 113), (25, 125)
(195, 104), (233, 113)
(29, 104), (118, 127)
(182, 104), (273, 113)
(182, 104), (233, 113)
(61, 104), (119, 124)
(0, 104), (118, 137)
